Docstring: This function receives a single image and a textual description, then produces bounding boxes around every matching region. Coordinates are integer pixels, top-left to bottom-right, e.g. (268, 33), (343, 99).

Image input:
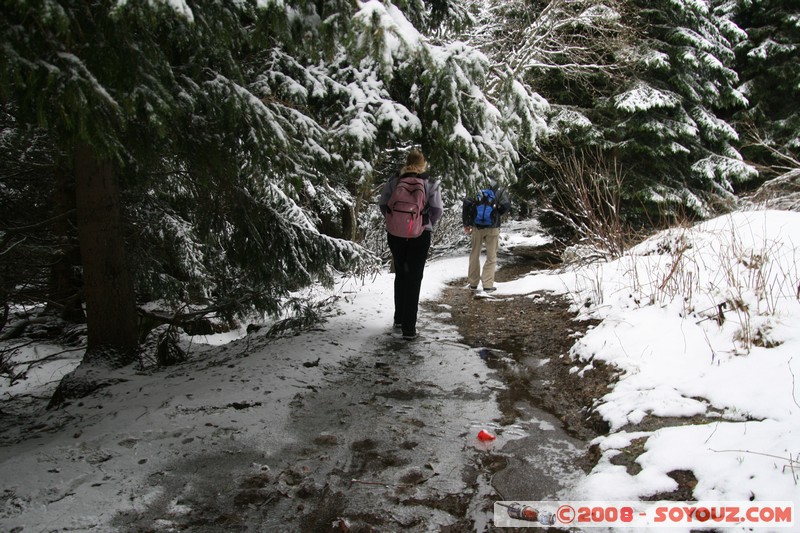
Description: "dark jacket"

(462, 184), (511, 229)
(379, 171), (444, 231)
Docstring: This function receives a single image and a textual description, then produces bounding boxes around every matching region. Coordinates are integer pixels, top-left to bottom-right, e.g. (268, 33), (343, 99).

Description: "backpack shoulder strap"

(400, 173), (428, 214)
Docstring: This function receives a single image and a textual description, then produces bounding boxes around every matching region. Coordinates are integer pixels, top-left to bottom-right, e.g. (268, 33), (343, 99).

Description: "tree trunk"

(73, 142), (138, 363)
(49, 145), (139, 409)
(48, 164), (84, 322)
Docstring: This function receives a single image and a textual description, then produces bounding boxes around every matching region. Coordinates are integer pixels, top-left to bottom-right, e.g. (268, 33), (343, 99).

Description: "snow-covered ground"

(1, 210), (799, 531)
(498, 210), (800, 528)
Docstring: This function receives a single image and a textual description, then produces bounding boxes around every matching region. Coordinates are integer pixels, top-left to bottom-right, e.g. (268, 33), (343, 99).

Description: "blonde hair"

(402, 149), (427, 175)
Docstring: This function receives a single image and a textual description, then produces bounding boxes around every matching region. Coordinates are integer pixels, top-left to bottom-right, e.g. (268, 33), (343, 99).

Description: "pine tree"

(732, 0), (800, 177)
(603, 0), (756, 216)
(391, 0), (475, 35)
(320, 0), (534, 195)
(466, 0), (634, 218)
(1, 0), (523, 399)
(469, 0), (757, 224)
(0, 109), (76, 322)
(1, 1), (372, 399)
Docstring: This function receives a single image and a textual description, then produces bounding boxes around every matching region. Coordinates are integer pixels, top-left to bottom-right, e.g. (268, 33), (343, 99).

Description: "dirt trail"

(429, 255), (613, 443)
(114, 251), (615, 532)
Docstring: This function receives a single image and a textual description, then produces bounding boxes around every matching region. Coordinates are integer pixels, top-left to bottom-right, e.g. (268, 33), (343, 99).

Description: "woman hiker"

(379, 149), (443, 340)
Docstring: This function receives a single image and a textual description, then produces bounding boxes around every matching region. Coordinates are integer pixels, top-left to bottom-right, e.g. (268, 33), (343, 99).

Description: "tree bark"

(48, 164), (84, 322)
(73, 142), (138, 363)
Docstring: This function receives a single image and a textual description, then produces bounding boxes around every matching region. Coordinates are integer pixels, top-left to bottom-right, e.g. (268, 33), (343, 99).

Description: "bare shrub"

(627, 219), (800, 355)
(540, 149), (635, 259)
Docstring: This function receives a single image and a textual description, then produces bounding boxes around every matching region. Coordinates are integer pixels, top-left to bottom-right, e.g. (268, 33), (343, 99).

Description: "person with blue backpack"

(379, 149), (443, 339)
(462, 178), (511, 292)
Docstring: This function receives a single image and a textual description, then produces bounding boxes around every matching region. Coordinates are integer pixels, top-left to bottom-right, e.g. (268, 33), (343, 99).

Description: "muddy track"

(426, 255), (614, 444)
(114, 251), (618, 533)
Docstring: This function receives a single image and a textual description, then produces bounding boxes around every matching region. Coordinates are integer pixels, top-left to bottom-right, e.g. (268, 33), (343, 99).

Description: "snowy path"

(1, 253), (586, 531)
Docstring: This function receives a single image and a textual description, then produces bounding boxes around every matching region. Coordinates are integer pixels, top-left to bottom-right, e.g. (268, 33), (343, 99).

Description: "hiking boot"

(401, 330), (418, 340)
(483, 287), (497, 292)
(393, 322), (403, 330)
(467, 284), (478, 290)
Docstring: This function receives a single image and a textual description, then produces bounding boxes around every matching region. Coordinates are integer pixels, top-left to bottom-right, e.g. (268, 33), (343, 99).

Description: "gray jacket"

(379, 172), (443, 232)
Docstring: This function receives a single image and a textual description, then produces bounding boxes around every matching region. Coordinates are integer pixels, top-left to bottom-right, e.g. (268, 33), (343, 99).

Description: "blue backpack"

(474, 188), (496, 226)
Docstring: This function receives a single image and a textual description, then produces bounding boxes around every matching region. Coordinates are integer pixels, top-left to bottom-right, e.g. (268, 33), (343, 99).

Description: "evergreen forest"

(1, 0), (798, 401)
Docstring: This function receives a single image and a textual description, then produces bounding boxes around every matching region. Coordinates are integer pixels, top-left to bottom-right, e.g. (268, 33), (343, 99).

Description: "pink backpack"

(385, 174), (427, 238)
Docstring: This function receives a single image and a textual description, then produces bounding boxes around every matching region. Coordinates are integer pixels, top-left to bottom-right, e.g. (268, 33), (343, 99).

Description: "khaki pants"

(468, 227), (500, 289)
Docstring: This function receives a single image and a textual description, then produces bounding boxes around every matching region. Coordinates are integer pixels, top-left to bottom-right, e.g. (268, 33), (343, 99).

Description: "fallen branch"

(712, 448), (799, 484)
(710, 448), (800, 469)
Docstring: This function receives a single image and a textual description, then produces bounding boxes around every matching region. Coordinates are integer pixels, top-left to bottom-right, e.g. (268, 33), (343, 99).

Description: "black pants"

(387, 231), (431, 335)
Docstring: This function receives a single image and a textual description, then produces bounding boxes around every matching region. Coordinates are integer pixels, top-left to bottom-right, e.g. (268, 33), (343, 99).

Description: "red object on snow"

(477, 429), (496, 441)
